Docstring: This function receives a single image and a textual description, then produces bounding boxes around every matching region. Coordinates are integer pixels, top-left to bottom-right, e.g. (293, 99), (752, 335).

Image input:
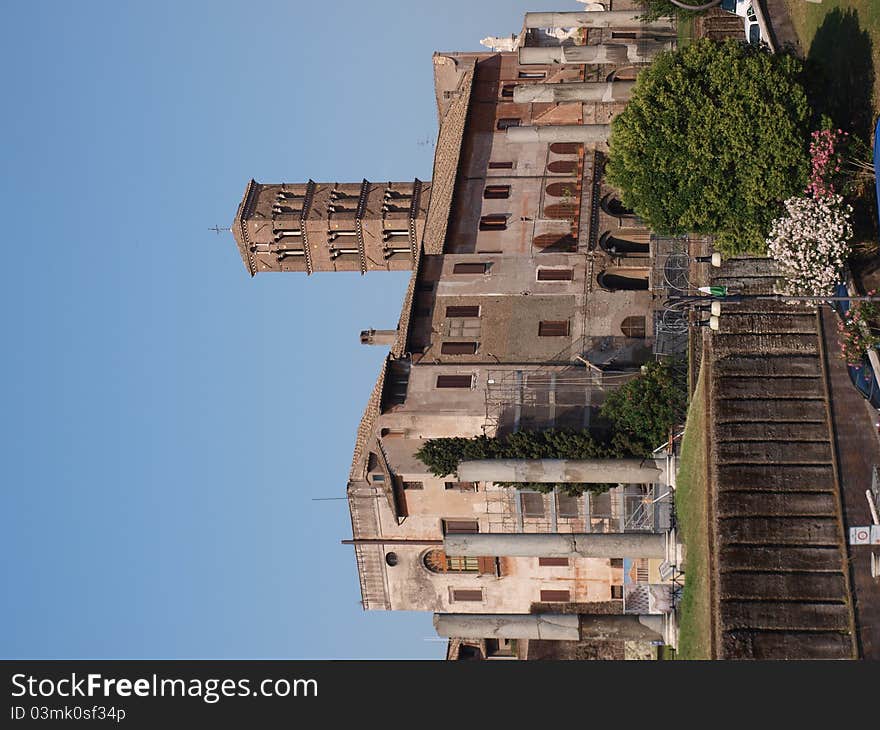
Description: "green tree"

(599, 360), (687, 457)
(415, 429), (612, 496)
(606, 39), (811, 256)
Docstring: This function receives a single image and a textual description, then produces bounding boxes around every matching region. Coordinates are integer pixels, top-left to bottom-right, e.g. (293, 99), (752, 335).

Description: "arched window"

(423, 549), (479, 573)
(545, 181), (578, 198)
(621, 316), (647, 338)
(547, 160), (578, 175)
(549, 142), (582, 155)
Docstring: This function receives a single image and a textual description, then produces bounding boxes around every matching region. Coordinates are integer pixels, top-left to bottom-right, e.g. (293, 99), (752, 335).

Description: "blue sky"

(0, 0), (565, 659)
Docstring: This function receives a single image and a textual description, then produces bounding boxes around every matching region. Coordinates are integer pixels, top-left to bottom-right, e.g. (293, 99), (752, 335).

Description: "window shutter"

(538, 320), (570, 337)
(443, 519), (479, 534)
(453, 262), (488, 274)
(538, 557), (570, 567)
(520, 492), (545, 517)
(451, 589), (483, 602)
(537, 268), (574, 281)
(477, 557), (497, 575)
(436, 375), (473, 389)
(539, 590), (570, 602)
(445, 306), (480, 318)
(441, 342), (478, 355)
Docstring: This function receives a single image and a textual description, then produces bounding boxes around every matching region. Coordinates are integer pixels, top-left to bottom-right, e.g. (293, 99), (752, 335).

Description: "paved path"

(760, 0), (805, 55)
(819, 306), (880, 659)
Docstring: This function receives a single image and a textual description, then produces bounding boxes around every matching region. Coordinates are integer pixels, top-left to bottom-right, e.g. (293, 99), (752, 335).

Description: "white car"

(721, 0), (763, 45)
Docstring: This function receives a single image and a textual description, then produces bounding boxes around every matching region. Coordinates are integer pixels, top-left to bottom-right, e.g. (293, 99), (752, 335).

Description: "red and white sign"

(849, 526), (880, 545)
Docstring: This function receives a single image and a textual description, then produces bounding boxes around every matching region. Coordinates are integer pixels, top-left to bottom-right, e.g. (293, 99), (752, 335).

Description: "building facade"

(230, 5), (680, 651)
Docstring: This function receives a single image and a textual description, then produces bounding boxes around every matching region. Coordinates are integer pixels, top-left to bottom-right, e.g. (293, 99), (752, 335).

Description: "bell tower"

(232, 178), (431, 276)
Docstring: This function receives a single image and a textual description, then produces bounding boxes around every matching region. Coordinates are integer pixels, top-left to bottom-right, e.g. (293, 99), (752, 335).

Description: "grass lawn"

(677, 15), (696, 48)
(673, 364), (711, 659)
(785, 0), (879, 132)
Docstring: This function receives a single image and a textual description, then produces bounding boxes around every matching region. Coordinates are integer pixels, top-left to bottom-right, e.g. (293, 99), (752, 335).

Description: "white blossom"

(766, 194), (853, 297)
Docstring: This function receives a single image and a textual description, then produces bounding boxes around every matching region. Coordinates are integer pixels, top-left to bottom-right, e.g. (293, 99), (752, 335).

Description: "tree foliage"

(415, 430), (612, 496)
(598, 361), (687, 458)
(606, 39), (811, 256)
(415, 363), (688, 495)
(635, 0), (699, 21)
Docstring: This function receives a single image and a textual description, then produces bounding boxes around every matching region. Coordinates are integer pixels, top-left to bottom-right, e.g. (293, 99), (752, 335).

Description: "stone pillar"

(359, 329), (398, 346)
(519, 41), (673, 66)
(433, 613), (665, 642)
(506, 125), (611, 145)
(433, 613), (580, 640)
(523, 11), (674, 32)
(456, 458), (664, 484)
(513, 81), (635, 104)
(444, 532), (667, 559)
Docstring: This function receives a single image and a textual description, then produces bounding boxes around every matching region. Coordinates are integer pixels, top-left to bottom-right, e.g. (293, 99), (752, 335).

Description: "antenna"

(209, 224), (231, 235)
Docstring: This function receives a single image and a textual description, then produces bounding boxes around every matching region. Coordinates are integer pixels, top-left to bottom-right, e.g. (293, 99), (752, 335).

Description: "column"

(433, 613), (665, 642)
(506, 125), (611, 144)
(444, 532), (668, 559)
(456, 458), (665, 484)
(512, 80), (635, 104)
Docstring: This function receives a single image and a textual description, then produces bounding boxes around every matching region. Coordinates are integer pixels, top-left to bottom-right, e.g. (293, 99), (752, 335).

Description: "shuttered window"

(496, 118), (520, 130)
(611, 585), (624, 599)
(540, 590), (570, 602)
(520, 492), (545, 517)
(436, 375), (473, 389)
(453, 262), (488, 274)
(545, 181), (578, 198)
(538, 557), (570, 567)
(445, 481), (478, 491)
(451, 589), (484, 602)
(445, 305), (480, 318)
(537, 268), (574, 281)
(538, 320), (570, 337)
(442, 519), (479, 534)
(402, 481), (423, 490)
(500, 84), (515, 98)
(518, 71), (545, 79)
(483, 185), (511, 199)
(479, 215), (507, 231)
(441, 342), (478, 355)
(488, 161), (514, 169)
(549, 142), (582, 155)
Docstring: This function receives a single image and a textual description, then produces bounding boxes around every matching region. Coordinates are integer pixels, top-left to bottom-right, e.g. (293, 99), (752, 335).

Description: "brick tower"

(232, 178), (431, 276)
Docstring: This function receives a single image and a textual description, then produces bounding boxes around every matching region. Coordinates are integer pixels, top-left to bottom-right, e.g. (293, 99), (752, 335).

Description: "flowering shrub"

(806, 129), (845, 198)
(766, 194), (853, 296)
(837, 296), (880, 366)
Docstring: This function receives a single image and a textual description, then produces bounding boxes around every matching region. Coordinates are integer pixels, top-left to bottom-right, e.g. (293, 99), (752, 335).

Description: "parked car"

(831, 283), (880, 408)
(720, 0), (763, 45)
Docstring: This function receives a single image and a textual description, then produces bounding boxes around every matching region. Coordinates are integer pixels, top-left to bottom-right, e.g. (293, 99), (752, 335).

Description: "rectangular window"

(537, 268), (574, 282)
(488, 161), (514, 170)
(441, 342), (478, 355)
(520, 492), (545, 518)
(611, 585), (624, 600)
(443, 519), (479, 534)
(448, 318), (481, 338)
(402, 481), (423, 490)
(451, 588), (484, 602)
(453, 262), (489, 274)
(538, 557), (570, 567)
(538, 320), (570, 337)
(610, 558), (624, 568)
(445, 481), (478, 491)
(445, 305), (480, 318)
(483, 185), (511, 200)
(518, 70), (546, 79)
(540, 589), (570, 602)
(479, 215), (507, 231)
(436, 375), (473, 389)
(496, 118), (520, 130)
(500, 83), (515, 98)
(556, 493), (580, 518)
